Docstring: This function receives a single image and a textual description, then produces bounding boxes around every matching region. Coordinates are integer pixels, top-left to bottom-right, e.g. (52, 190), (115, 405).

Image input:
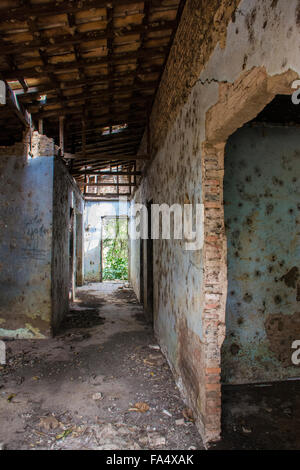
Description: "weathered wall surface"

(149, 0), (242, 153)
(0, 146), (53, 338)
(131, 0), (300, 443)
(130, 234), (141, 301)
(51, 158), (83, 333)
(0, 132), (83, 338)
(84, 200), (128, 282)
(223, 126), (300, 384)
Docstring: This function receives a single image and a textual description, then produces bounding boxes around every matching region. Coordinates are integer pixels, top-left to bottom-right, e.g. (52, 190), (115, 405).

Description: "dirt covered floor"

(1, 283), (299, 450)
(211, 381), (300, 450)
(0, 283), (203, 450)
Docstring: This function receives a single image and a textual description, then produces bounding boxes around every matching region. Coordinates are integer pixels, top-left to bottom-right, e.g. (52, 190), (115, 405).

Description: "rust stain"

(280, 267), (299, 289)
(265, 313), (300, 366)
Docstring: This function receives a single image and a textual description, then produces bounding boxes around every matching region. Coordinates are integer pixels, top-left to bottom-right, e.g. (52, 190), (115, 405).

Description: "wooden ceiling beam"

(75, 137), (140, 151)
(35, 101), (149, 118)
(32, 98), (149, 118)
(71, 140), (141, 155)
(76, 144), (139, 157)
(71, 159), (136, 170)
(83, 182), (136, 187)
(25, 15), (67, 110)
(65, 135), (143, 153)
(0, 21), (175, 56)
(25, 83), (156, 110)
(3, 49), (166, 81)
(84, 193), (131, 199)
(70, 153), (149, 161)
(0, 0), (152, 21)
(47, 117), (146, 134)
(69, 127), (143, 143)
(20, 82), (156, 107)
(72, 148), (136, 160)
(5, 82), (31, 128)
(72, 171), (141, 176)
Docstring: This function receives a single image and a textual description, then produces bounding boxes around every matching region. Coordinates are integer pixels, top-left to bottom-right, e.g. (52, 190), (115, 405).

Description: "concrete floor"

(1, 282), (299, 450)
(212, 380), (300, 450)
(0, 283), (203, 450)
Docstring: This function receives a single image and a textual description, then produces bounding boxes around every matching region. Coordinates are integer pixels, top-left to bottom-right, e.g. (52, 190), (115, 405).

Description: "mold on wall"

(130, 0), (300, 443)
(223, 126), (300, 384)
(0, 133), (83, 338)
(149, 0), (242, 153)
(129, 228), (141, 301)
(84, 200), (128, 283)
(51, 158), (83, 333)
(0, 153), (53, 338)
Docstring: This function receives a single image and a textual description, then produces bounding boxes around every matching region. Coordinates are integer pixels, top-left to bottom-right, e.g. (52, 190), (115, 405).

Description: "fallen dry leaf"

(129, 402), (150, 413)
(72, 425), (88, 438)
(182, 408), (195, 422)
(38, 416), (61, 431)
(143, 359), (155, 366)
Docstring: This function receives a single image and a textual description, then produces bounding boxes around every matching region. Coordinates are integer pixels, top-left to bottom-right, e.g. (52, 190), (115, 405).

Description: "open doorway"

(222, 94), (300, 384)
(218, 94), (300, 448)
(140, 237), (144, 304)
(101, 216), (129, 282)
(69, 205), (75, 301)
(144, 200), (154, 325)
(197, 69), (300, 444)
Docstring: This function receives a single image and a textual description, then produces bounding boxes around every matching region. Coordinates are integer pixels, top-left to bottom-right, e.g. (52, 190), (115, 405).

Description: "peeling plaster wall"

(130, 234), (141, 301)
(0, 152), (53, 339)
(84, 200), (128, 282)
(0, 133), (83, 338)
(223, 126), (300, 384)
(131, 0), (300, 442)
(51, 158), (83, 333)
(130, 104), (205, 426)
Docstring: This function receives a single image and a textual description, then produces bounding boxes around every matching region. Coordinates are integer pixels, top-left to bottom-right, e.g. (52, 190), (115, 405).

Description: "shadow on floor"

(0, 282), (203, 450)
(210, 381), (300, 450)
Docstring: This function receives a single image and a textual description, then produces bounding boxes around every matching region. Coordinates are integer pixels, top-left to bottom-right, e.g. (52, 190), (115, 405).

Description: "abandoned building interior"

(1, 0), (300, 451)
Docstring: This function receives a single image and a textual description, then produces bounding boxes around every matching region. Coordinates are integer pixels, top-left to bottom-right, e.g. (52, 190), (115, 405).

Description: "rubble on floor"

(0, 283), (203, 450)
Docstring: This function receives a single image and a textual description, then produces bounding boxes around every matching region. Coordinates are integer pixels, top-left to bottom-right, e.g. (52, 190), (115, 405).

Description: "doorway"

(222, 122), (300, 385)
(101, 216), (129, 281)
(140, 237), (144, 304)
(145, 200), (154, 325)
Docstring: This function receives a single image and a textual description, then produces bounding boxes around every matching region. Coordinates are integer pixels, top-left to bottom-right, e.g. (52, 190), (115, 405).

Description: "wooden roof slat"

(35, 100), (149, 119)
(0, 20), (176, 56)
(70, 152), (148, 161)
(0, 0), (184, 191)
(3, 47), (167, 80)
(27, 81), (156, 110)
(0, 0), (151, 21)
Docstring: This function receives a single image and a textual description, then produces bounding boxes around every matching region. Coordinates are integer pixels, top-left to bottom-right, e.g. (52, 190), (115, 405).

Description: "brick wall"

(149, 0), (242, 154)
(132, 0), (300, 444)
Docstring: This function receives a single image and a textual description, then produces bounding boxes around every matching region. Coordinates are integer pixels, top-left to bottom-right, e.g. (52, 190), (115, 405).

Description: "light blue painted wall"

(223, 126), (300, 384)
(0, 155), (54, 338)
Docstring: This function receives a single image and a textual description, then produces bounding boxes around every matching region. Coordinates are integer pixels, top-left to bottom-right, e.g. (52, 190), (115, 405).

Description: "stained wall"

(130, 0), (300, 442)
(0, 133), (83, 338)
(0, 150), (53, 338)
(51, 158), (83, 333)
(223, 125), (300, 384)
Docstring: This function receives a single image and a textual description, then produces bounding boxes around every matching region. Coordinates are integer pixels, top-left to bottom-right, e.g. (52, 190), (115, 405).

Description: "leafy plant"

(102, 218), (128, 281)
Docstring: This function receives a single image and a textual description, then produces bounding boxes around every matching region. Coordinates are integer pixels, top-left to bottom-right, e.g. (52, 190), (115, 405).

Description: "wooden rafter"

(0, 0), (185, 194)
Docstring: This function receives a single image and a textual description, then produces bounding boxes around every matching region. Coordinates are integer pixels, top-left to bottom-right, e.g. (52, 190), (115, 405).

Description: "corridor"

(1, 0), (300, 451)
(0, 283), (202, 450)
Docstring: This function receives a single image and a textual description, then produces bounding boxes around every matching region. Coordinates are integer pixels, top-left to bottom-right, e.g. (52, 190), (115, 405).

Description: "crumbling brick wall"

(131, 0), (300, 443)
